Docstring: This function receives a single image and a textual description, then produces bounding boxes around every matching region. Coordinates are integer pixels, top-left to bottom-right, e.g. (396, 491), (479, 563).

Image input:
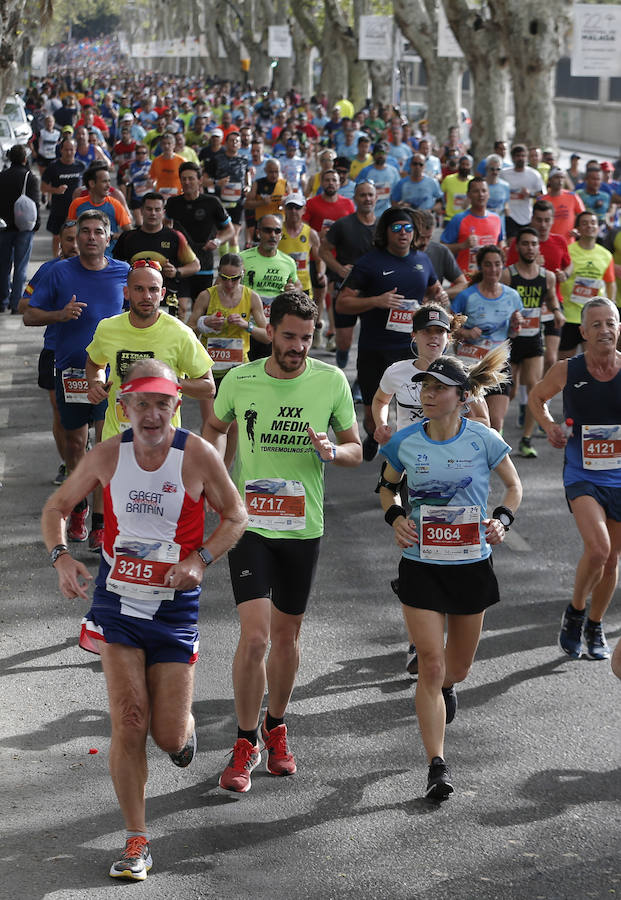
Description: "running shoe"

(425, 757), (454, 800)
(219, 738), (261, 793)
(169, 728), (197, 767)
(583, 621), (611, 660)
(261, 717), (297, 776)
(362, 434), (379, 462)
(559, 604), (584, 659)
(312, 322), (323, 349)
(516, 404), (526, 428)
(52, 463), (66, 485)
(109, 836), (152, 881)
(406, 643), (418, 675)
(351, 380), (363, 404)
(442, 685), (458, 724)
(519, 437), (537, 458)
(88, 527), (104, 553)
(325, 332), (336, 352)
(67, 505), (89, 542)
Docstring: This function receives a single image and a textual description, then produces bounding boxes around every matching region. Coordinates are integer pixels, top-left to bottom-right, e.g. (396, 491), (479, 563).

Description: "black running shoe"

(406, 643), (418, 675)
(442, 685), (458, 724)
(362, 433), (379, 462)
(426, 756), (454, 800)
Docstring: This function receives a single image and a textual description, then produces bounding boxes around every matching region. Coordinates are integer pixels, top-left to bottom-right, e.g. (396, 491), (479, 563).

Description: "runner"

(378, 348), (522, 800)
(42, 357), (247, 880)
(17, 219), (79, 485)
(23, 210), (130, 547)
(501, 227), (563, 457)
(240, 214), (300, 358)
(440, 176), (503, 274)
(371, 304), (490, 675)
(204, 291), (362, 794)
(85, 258), (215, 444)
(337, 207), (442, 461)
(188, 253), (269, 464)
(451, 245), (524, 433)
(165, 161), (235, 319)
(529, 297), (621, 662)
(558, 211), (616, 360)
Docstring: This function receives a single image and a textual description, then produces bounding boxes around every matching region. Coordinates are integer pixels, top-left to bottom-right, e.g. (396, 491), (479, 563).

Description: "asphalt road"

(1, 227), (620, 900)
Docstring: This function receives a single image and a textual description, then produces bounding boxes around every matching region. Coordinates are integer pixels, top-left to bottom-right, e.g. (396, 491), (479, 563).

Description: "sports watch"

(196, 546), (214, 568)
(50, 544), (69, 565)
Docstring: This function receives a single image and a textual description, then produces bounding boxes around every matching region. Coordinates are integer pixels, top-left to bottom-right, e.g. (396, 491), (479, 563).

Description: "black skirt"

(397, 555), (500, 615)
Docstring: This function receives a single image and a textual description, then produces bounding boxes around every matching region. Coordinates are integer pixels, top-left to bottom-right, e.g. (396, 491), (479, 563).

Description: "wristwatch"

(50, 544), (69, 565)
(492, 505), (514, 530)
(196, 546), (213, 568)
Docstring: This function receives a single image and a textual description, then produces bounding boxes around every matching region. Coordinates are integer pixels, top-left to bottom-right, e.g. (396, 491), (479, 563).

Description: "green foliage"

(41, 0), (127, 42)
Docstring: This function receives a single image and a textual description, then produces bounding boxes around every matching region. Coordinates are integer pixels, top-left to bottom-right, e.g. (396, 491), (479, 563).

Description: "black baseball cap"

(412, 306), (451, 332)
(411, 357), (469, 389)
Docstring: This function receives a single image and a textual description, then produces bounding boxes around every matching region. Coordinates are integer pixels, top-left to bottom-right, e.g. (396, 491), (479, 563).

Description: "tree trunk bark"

(492, 0), (572, 148)
(443, 0), (509, 161)
(291, 25), (312, 98)
(394, 0), (463, 143)
(318, 1), (348, 105)
(0, 0), (29, 110)
(369, 60), (392, 108)
(323, 0), (369, 111)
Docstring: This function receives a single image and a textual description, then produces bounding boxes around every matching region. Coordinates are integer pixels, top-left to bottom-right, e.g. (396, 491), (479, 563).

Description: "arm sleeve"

(328, 368), (356, 432)
(379, 433), (406, 474)
(440, 216), (460, 244)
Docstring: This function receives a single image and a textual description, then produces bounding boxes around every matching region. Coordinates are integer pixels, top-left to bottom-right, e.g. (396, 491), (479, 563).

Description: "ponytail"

(466, 341), (510, 398)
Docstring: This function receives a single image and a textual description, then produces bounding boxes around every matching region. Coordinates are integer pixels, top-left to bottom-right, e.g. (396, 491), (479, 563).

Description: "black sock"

(237, 726), (258, 745)
(568, 603), (585, 617)
(73, 498), (87, 513)
(265, 712), (284, 732)
(586, 617), (600, 629)
(92, 512), (104, 530)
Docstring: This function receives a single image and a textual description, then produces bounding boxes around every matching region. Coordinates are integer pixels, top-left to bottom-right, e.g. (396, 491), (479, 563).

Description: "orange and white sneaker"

(261, 717), (297, 776)
(219, 738), (261, 793)
(109, 835), (152, 880)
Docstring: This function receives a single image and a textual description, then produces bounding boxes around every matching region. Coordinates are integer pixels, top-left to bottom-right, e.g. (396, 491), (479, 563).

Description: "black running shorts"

(228, 530), (321, 616)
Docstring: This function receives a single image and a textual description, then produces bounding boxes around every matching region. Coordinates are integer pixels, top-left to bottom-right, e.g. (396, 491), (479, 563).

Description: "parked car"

(0, 115), (19, 166)
(3, 94), (33, 145)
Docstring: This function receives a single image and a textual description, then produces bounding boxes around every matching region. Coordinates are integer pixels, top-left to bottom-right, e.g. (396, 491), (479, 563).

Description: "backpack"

(14, 172), (38, 231)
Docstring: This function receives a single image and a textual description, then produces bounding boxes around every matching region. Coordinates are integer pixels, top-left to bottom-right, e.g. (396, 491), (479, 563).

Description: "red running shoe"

(219, 738), (261, 793)
(88, 527), (104, 553)
(67, 505), (89, 542)
(261, 717), (297, 776)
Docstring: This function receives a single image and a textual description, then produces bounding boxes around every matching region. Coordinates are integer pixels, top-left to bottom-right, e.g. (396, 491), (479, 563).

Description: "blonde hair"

(465, 342), (511, 398)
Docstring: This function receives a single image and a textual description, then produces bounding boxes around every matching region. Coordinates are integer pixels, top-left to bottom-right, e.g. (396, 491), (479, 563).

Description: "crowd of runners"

(2, 65), (620, 879)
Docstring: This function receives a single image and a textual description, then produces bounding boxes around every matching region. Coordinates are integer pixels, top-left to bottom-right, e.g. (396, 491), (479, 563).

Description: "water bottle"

(560, 417), (574, 438)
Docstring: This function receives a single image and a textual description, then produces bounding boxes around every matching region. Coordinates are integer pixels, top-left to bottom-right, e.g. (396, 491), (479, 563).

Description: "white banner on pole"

(358, 15), (392, 61)
(131, 38), (208, 59)
(571, 4), (621, 77)
(268, 25), (292, 58)
(31, 46), (48, 76)
(437, 2), (463, 58)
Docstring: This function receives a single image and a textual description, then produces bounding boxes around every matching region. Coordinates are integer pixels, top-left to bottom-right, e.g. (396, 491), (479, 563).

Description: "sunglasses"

(130, 259), (162, 271)
(261, 226), (282, 234)
(411, 162), (424, 166)
(389, 222), (414, 233)
(219, 272), (242, 281)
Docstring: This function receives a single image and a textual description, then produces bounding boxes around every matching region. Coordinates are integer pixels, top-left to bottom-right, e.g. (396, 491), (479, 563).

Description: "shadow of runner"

(2, 769), (428, 896)
(480, 765), (621, 827)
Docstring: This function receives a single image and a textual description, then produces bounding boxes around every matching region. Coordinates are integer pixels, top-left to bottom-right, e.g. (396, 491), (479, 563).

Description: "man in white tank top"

(42, 359), (247, 881)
